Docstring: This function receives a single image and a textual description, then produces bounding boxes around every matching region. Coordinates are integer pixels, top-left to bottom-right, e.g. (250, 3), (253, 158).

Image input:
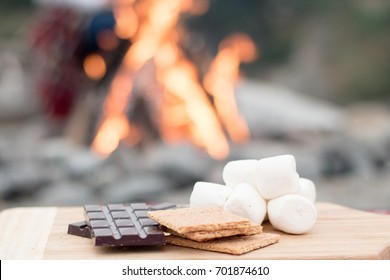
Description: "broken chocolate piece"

(67, 221), (92, 238)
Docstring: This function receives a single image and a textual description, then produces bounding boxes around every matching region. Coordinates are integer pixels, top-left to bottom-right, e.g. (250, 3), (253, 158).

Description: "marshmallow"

(267, 194), (317, 234)
(224, 183), (267, 224)
(299, 178), (316, 202)
(255, 154), (300, 200)
(190, 182), (232, 208)
(222, 159), (258, 188)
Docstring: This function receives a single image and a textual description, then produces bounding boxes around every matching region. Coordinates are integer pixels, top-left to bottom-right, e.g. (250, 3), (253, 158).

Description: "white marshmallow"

(267, 194), (317, 234)
(190, 182), (232, 208)
(255, 154), (300, 200)
(299, 178), (316, 202)
(224, 183), (267, 224)
(222, 159), (258, 188)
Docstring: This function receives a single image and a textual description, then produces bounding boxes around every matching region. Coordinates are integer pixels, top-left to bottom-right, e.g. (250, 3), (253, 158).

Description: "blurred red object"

(370, 209), (390, 215)
(30, 5), (124, 122)
(31, 7), (83, 120)
(32, 7), (81, 119)
(38, 79), (76, 118)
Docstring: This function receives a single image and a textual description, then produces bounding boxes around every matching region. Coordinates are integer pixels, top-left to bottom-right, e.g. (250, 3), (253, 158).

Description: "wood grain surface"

(1, 203), (390, 259)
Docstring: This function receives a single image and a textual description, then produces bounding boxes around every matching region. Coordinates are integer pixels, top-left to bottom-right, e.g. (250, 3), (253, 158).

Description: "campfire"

(90, 0), (258, 160)
(33, 0), (258, 160)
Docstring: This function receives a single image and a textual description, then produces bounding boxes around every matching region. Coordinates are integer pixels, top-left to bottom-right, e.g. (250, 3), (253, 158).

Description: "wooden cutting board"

(1, 203), (390, 259)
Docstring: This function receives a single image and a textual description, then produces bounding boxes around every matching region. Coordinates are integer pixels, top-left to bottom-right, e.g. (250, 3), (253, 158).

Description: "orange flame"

(91, 0), (255, 160)
(156, 45), (229, 159)
(203, 33), (258, 143)
(92, 115), (129, 156)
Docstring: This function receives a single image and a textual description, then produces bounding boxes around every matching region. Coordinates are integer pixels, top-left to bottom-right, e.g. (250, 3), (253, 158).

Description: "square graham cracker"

(163, 224), (263, 242)
(148, 206), (252, 234)
(165, 233), (281, 255)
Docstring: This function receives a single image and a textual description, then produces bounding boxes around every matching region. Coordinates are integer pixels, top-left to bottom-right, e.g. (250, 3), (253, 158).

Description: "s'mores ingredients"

(166, 233), (280, 255)
(222, 159), (258, 188)
(267, 194), (317, 234)
(190, 182), (232, 208)
(188, 154), (318, 234)
(298, 178), (316, 202)
(224, 183), (267, 224)
(163, 223), (263, 242)
(255, 154), (300, 200)
(148, 206), (252, 234)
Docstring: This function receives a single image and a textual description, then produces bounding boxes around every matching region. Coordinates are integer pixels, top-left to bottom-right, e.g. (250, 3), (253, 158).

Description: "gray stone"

(109, 144), (148, 173)
(63, 148), (106, 178)
(235, 80), (344, 139)
(144, 142), (213, 187)
(0, 50), (39, 120)
(316, 173), (390, 210)
(101, 173), (173, 203)
(0, 161), (52, 201)
(37, 138), (80, 164)
(35, 180), (96, 206)
(83, 165), (124, 193)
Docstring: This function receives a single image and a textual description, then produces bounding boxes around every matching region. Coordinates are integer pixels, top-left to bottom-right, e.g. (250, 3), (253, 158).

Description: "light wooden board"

(0, 207), (57, 259)
(1, 203), (390, 259)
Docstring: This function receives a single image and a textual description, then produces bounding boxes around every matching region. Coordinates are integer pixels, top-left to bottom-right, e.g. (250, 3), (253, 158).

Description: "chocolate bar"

(68, 202), (176, 247)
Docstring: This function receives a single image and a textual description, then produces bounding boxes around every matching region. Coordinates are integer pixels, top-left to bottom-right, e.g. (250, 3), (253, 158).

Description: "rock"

(37, 138), (80, 164)
(37, 138), (106, 179)
(109, 144), (148, 174)
(35, 180), (96, 206)
(83, 165), (124, 193)
(344, 102), (390, 142)
(0, 171), (10, 195)
(235, 80), (344, 139)
(63, 148), (106, 178)
(101, 173), (173, 203)
(343, 102), (390, 172)
(33, 0), (110, 12)
(0, 161), (52, 201)
(144, 142), (214, 187)
(0, 50), (39, 119)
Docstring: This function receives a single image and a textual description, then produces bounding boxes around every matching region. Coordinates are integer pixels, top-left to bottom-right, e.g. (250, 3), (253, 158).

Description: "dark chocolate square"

(90, 220), (109, 228)
(134, 210), (149, 218)
(111, 211), (130, 219)
(118, 227), (139, 236)
(94, 228), (113, 237)
(139, 218), (158, 226)
(87, 212), (105, 220)
(130, 203), (149, 210)
(115, 219), (134, 227)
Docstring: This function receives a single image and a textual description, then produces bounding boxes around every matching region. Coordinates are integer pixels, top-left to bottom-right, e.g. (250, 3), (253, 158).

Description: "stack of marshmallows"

(190, 155), (317, 234)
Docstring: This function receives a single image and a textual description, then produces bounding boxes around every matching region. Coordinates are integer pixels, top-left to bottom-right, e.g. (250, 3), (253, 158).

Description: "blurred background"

(0, 0), (389, 211)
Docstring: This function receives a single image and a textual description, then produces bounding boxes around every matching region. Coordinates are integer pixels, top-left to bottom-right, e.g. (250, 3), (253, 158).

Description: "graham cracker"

(148, 206), (252, 234)
(164, 223), (263, 242)
(166, 233), (280, 255)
